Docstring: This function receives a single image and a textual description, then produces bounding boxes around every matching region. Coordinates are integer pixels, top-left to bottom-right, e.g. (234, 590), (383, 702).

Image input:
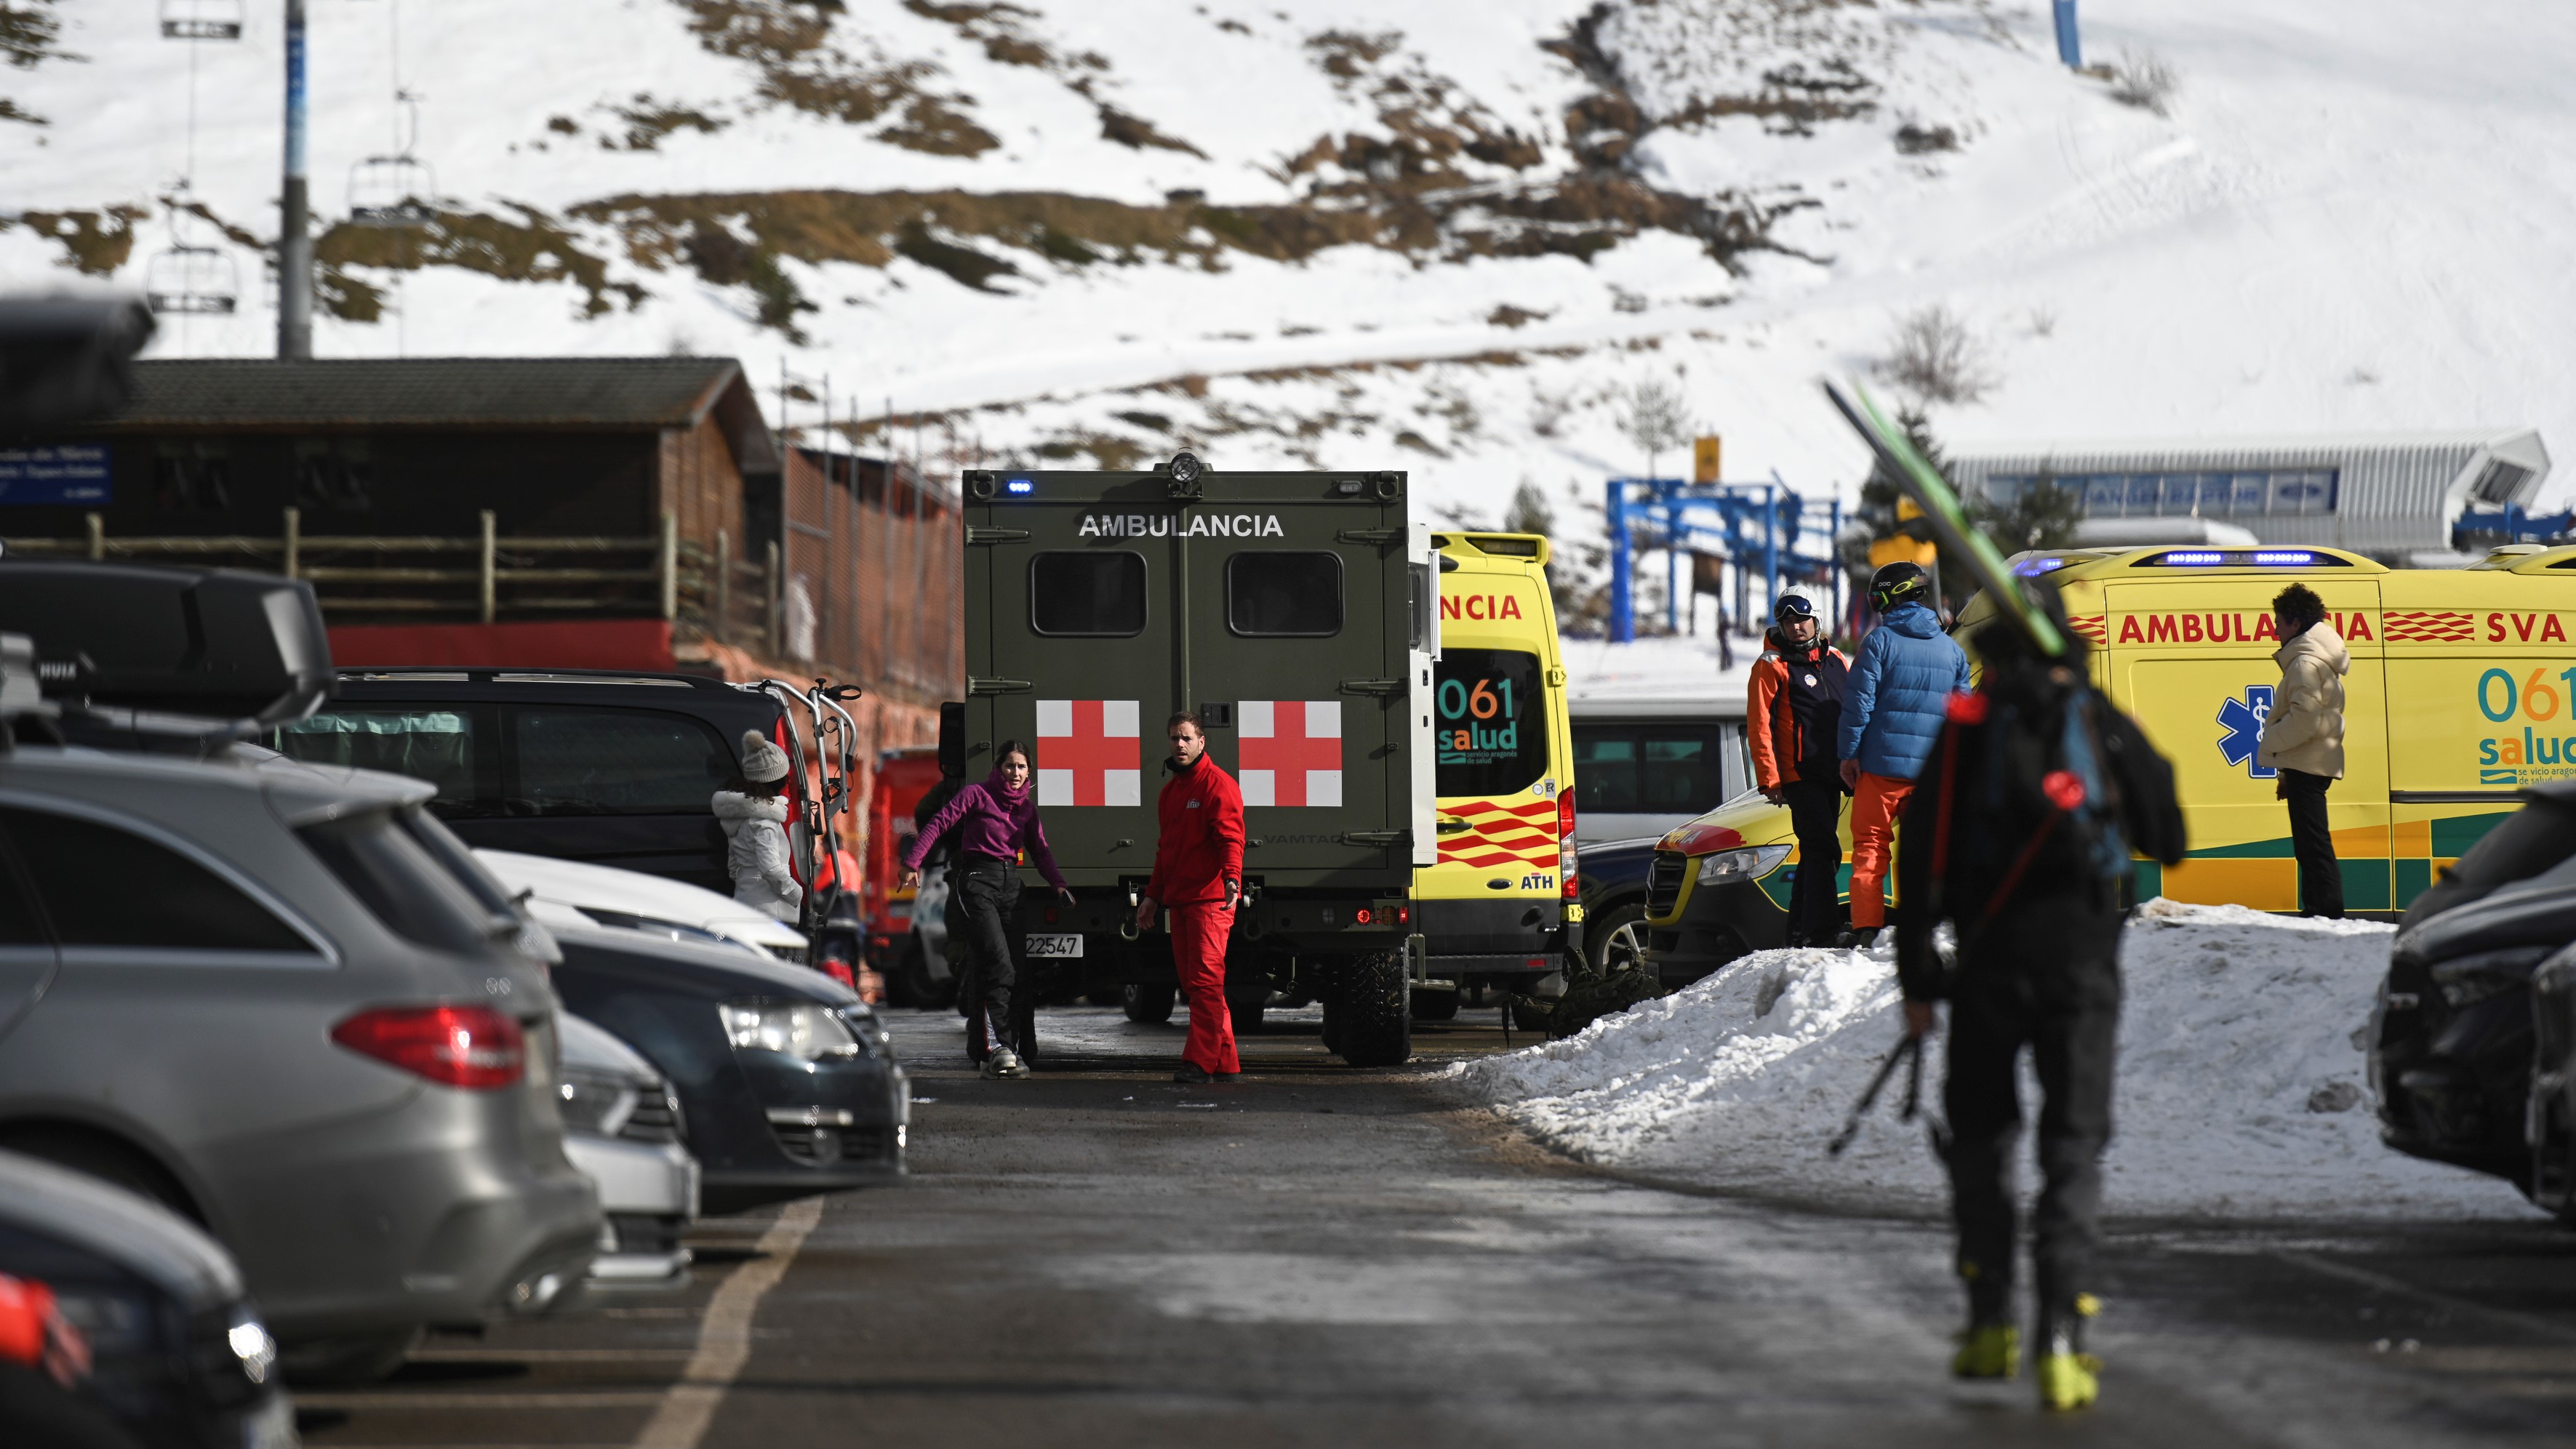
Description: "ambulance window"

(1436, 649), (1548, 797)
(1031, 552), (1146, 637)
(1227, 552), (1342, 637)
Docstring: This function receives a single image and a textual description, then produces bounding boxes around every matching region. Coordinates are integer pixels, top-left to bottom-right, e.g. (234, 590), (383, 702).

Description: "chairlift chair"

(144, 245), (239, 315)
(348, 155), (436, 227)
(159, 0), (242, 39)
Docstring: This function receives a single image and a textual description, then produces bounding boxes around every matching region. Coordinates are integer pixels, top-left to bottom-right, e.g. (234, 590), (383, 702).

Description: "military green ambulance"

(953, 455), (1449, 1064)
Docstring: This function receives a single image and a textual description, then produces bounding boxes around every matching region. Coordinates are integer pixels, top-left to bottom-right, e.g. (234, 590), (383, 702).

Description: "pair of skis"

(1820, 380), (2068, 659)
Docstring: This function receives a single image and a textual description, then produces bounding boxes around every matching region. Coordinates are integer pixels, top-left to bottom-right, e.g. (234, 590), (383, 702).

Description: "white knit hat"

(740, 728), (791, 784)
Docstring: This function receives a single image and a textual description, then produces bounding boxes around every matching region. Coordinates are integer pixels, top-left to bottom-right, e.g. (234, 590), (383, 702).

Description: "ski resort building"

(1945, 428), (2553, 555)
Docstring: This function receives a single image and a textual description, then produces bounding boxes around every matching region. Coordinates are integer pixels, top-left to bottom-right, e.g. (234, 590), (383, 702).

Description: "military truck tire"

(1409, 986), (1459, 1021)
(1335, 951), (1412, 1067)
(1123, 982), (1177, 1023)
(900, 938), (955, 1011)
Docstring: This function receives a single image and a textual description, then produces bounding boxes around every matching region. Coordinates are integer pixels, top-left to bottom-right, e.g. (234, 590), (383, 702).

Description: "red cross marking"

(1239, 700), (1343, 808)
(1036, 699), (1140, 807)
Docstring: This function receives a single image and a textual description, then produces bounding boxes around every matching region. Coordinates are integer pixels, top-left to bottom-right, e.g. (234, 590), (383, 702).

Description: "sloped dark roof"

(92, 356), (779, 471)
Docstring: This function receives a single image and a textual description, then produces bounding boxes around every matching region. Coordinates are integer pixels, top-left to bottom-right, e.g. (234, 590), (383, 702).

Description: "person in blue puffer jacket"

(1836, 561), (1973, 944)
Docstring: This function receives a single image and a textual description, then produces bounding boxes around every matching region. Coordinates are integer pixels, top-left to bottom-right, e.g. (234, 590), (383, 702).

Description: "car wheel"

(1588, 902), (1650, 978)
(901, 938), (955, 1011)
(1334, 952), (1412, 1067)
(281, 1328), (420, 1386)
(1123, 982), (1177, 1024)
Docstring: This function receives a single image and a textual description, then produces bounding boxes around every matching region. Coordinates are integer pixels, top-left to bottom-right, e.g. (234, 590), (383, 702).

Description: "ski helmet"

(1868, 561), (1930, 614)
(1772, 590), (1819, 625)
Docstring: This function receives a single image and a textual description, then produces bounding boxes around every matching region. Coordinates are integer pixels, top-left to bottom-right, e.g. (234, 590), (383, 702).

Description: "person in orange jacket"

(1747, 589), (1852, 946)
(1132, 710), (1246, 1083)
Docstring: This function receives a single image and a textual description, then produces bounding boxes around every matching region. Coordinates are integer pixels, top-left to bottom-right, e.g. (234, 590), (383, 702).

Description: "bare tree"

(1879, 304), (1995, 406)
(1502, 478), (1555, 537)
(2109, 47), (2180, 116)
(1617, 378), (1695, 481)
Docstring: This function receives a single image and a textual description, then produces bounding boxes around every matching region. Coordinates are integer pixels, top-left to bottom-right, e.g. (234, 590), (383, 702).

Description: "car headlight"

(1697, 843), (1792, 886)
(228, 1310), (277, 1386)
(557, 1067), (640, 1137)
(721, 1001), (861, 1061)
(2430, 945), (2552, 1008)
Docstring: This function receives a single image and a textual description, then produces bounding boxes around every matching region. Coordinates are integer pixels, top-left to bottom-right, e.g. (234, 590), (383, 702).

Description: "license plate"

(1024, 934), (1084, 958)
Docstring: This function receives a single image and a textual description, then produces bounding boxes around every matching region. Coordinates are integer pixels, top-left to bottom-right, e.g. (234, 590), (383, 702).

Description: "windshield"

(1435, 649), (1550, 798)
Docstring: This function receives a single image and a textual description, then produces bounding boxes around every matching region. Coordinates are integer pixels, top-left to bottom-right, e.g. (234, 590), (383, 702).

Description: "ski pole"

(1828, 1033), (1921, 1156)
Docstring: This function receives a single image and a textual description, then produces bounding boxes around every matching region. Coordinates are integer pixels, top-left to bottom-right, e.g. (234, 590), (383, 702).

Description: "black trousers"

(953, 857), (1024, 1056)
(1782, 776), (1846, 946)
(2279, 768), (2344, 919)
(1944, 896), (2123, 1328)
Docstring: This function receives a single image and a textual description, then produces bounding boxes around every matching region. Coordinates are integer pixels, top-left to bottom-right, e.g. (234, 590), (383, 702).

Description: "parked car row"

(2371, 776), (2576, 1219)
(0, 560), (909, 1445)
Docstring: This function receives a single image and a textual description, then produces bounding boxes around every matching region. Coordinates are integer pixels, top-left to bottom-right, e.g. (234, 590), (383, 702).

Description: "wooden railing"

(4, 509), (791, 654)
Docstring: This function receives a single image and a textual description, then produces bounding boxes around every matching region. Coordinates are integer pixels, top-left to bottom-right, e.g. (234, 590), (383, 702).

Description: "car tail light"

(1356, 907), (1374, 924)
(1559, 791), (1580, 898)
(332, 1005), (525, 1088)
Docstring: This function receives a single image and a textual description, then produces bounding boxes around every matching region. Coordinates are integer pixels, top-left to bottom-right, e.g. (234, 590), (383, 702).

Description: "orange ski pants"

(1847, 771), (1915, 930)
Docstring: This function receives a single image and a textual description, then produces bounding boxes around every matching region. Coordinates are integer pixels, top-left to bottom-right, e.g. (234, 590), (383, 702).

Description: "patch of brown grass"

(9, 206), (145, 275)
(319, 204), (646, 318)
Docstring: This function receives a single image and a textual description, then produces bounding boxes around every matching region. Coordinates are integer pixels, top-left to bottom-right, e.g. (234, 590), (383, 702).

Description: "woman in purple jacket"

(897, 740), (1071, 1078)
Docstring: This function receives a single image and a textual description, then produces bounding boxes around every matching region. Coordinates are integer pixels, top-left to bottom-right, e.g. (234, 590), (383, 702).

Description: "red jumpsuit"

(1148, 753), (1246, 1075)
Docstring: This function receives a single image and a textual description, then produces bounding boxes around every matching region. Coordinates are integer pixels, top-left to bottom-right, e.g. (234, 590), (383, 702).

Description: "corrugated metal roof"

(100, 357), (748, 430)
(1948, 428), (2529, 457)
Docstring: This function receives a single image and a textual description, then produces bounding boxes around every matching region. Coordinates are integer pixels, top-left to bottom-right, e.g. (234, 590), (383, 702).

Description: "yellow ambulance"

(1640, 545), (2576, 978)
(1414, 532), (1580, 1015)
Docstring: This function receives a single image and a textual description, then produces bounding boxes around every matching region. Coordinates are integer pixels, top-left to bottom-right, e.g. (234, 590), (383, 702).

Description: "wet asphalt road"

(297, 1002), (2576, 1448)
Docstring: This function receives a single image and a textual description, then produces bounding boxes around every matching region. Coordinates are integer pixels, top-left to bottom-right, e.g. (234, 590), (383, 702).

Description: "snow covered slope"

(1452, 901), (2540, 1222)
(7, 0), (2573, 546)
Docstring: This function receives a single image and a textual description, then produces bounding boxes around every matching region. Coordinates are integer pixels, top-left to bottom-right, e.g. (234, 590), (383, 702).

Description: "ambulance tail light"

(1559, 792), (1580, 899)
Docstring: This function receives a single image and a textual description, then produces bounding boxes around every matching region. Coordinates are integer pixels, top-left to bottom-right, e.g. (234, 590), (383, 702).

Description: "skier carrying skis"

(1892, 590), (2183, 1413)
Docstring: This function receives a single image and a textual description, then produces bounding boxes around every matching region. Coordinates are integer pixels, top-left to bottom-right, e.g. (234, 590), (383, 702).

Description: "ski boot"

(2036, 1294), (2102, 1411)
(1952, 1322), (2019, 1380)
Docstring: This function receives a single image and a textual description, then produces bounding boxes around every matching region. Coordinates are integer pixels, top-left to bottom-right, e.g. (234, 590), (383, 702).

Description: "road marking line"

(632, 1196), (825, 1449)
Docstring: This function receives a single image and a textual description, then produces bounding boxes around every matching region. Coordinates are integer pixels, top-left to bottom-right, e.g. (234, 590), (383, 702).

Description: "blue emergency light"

(2252, 550), (2314, 565)
(2013, 557), (2071, 577)
(2163, 551), (2225, 566)
(1005, 478), (1034, 494)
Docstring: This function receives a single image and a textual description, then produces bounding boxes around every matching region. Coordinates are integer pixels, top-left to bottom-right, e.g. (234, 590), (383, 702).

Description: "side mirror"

(937, 701), (966, 780)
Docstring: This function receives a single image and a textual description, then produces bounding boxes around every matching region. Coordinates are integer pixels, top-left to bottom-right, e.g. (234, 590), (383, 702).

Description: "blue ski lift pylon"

(145, 245), (239, 315)
(159, 0), (242, 39)
(348, 155), (436, 227)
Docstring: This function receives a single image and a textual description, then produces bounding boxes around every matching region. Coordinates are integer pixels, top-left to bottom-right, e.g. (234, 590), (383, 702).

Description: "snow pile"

(1454, 900), (2541, 1221)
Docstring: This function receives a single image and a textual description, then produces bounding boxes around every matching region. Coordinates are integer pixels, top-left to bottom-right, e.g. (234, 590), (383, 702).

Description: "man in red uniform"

(1133, 710), (1246, 1084)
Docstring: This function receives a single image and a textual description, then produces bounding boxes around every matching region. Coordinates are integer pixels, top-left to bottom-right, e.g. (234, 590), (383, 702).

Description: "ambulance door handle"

(1339, 678), (1404, 697)
(968, 677), (1032, 695)
(965, 528), (1029, 544)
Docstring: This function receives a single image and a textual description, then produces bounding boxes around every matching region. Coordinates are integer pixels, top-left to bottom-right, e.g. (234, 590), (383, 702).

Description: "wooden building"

(0, 357), (962, 776)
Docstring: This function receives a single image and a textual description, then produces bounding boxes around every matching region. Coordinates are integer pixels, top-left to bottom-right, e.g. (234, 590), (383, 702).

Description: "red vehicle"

(863, 747), (944, 978)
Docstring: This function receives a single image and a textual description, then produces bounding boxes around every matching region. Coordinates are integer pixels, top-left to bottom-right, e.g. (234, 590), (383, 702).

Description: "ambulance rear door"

(2103, 569), (2387, 911)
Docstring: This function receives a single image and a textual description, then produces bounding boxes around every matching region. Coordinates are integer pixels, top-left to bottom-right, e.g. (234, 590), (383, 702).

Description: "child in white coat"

(713, 729), (804, 923)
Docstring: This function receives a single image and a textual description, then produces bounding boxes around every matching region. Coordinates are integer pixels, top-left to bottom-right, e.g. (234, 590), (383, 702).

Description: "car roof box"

(0, 561), (333, 736)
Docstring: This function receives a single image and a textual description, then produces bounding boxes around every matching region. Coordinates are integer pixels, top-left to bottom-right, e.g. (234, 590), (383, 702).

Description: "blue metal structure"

(2053, 0), (2081, 68)
(1604, 476), (1841, 644)
(2455, 503), (2576, 547)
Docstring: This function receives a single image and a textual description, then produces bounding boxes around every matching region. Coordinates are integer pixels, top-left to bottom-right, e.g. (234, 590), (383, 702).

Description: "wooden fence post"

(765, 539), (783, 658)
(479, 510), (497, 625)
(282, 507), (300, 579)
(659, 511), (678, 621)
(84, 513), (103, 560)
(714, 529), (730, 643)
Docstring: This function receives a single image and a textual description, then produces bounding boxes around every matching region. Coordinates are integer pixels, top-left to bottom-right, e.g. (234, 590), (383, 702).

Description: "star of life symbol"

(2217, 686), (2276, 781)
(1238, 700), (1342, 807)
(1036, 699), (1140, 806)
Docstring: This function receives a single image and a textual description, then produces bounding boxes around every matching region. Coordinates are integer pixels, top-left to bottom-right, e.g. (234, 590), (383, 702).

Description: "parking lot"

(287, 1003), (2576, 1449)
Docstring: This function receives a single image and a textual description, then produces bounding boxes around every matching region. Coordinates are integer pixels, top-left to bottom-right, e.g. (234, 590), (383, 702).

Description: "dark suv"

(270, 670), (789, 894)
